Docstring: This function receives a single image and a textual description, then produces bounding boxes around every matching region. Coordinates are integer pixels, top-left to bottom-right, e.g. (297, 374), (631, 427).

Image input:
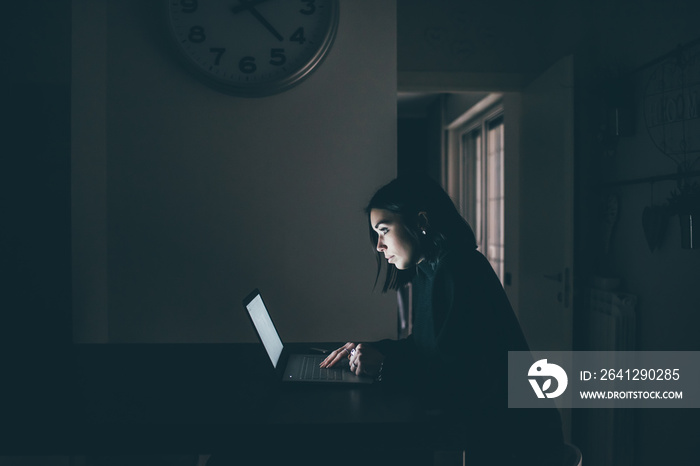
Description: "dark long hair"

(365, 175), (477, 292)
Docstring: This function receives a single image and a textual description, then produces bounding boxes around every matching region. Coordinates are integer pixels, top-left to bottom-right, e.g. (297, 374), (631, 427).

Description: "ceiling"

(397, 92), (443, 118)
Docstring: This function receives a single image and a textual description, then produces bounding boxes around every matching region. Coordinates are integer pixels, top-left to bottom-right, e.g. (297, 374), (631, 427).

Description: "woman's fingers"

(320, 342), (355, 368)
(319, 349), (340, 368)
(351, 359), (362, 375)
(320, 342), (385, 376)
(348, 346), (359, 369)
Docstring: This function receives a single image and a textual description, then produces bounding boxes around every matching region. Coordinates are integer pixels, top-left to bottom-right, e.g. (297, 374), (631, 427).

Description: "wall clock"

(167, 0), (340, 97)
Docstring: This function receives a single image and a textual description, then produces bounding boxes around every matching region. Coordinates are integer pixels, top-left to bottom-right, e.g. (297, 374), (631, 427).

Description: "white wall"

(72, 0), (397, 343)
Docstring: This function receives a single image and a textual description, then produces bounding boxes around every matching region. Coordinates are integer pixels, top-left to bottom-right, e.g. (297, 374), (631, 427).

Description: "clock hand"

(233, 0), (283, 42)
(231, 0), (273, 15)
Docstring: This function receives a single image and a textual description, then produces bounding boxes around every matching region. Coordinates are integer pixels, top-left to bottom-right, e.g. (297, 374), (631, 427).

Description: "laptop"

(243, 289), (374, 384)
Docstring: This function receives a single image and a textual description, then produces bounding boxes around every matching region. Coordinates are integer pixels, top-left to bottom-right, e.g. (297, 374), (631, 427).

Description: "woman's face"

(370, 209), (423, 270)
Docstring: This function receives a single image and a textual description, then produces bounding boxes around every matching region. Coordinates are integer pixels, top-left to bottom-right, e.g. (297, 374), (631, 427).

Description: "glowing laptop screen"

(246, 293), (284, 368)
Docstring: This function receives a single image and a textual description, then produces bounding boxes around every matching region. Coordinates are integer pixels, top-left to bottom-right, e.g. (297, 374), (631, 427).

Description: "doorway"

(397, 55), (576, 440)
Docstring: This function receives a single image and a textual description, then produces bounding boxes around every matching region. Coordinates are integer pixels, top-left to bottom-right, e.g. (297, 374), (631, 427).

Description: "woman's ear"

(417, 211), (430, 233)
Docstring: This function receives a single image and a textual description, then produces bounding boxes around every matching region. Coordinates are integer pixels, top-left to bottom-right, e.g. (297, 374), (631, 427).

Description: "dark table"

(1, 343), (439, 456)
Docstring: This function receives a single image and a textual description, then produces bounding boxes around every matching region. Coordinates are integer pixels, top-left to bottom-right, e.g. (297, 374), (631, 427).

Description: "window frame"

(452, 103), (505, 282)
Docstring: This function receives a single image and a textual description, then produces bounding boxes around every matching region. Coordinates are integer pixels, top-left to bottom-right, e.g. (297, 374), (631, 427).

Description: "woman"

(321, 176), (566, 465)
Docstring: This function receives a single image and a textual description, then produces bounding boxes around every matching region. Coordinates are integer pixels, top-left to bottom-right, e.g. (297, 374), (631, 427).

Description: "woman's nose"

(376, 238), (386, 251)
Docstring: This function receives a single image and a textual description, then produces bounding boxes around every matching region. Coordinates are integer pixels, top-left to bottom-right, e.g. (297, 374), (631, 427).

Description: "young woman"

(321, 175), (566, 465)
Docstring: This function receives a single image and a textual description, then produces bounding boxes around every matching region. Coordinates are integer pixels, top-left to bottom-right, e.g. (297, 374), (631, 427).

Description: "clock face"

(167, 0), (339, 97)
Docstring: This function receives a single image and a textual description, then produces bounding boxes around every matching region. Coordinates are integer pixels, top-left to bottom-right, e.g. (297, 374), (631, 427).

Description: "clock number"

(210, 48), (226, 66)
(300, 0), (315, 15)
(239, 56), (257, 74)
(180, 0), (198, 13)
(290, 27), (306, 44)
(270, 49), (286, 66)
(188, 26), (206, 43)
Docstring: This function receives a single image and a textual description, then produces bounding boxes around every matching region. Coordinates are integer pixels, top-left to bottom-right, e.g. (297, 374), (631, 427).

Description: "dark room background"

(4, 1), (700, 465)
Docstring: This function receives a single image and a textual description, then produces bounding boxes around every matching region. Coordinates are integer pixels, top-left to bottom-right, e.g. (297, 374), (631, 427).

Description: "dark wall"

(397, 99), (443, 182)
(5, 84), (72, 346)
(4, 2), (72, 346)
(572, 6), (700, 465)
(2, 1), (73, 430)
(397, 118), (429, 177)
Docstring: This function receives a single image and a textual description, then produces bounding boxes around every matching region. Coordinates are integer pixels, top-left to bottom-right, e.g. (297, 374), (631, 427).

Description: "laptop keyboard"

(300, 356), (343, 381)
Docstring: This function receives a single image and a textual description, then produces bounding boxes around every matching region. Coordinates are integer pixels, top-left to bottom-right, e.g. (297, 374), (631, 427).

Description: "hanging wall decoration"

(644, 45), (700, 166)
(643, 43), (700, 249)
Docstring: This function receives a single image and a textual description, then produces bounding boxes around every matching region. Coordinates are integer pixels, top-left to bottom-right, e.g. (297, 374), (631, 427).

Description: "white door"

(513, 55), (575, 353)
(510, 55), (575, 440)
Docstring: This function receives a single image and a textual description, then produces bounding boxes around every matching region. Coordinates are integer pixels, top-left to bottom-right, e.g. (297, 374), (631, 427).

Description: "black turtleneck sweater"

(373, 247), (565, 463)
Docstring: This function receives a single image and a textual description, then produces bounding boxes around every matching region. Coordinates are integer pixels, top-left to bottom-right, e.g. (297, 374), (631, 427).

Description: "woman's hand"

(348, 343), (385, 377)
(320, 342), (355, 369)
(320, 342), (385, 377)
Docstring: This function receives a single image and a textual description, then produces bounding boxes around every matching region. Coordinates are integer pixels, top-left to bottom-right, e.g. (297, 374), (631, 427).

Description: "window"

(456, 107), (505, 283)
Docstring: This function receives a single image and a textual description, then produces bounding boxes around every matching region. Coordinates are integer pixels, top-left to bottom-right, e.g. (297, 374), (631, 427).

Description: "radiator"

(588, 288), (637, 351)
(586, 288), (638, 466)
